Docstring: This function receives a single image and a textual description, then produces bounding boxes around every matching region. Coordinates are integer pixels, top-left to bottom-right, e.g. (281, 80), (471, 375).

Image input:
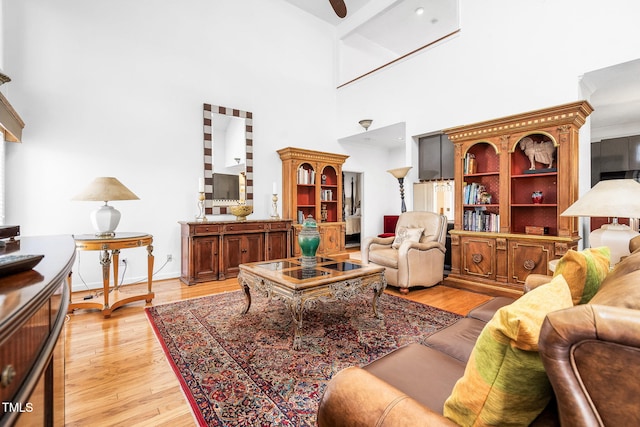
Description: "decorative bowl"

(229, 204), (253, 221)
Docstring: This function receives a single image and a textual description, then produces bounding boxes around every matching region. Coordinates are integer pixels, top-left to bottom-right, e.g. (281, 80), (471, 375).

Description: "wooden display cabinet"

(277, 147), (349, 257)
(444, 101), (593, 297)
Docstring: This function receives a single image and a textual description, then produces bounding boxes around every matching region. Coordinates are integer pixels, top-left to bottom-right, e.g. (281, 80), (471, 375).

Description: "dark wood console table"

(0, 235), (75, 426)
(179, 219), (292, 284)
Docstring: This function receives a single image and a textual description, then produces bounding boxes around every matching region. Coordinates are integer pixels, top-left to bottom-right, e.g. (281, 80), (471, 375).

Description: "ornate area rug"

(146, 290), (461, 426)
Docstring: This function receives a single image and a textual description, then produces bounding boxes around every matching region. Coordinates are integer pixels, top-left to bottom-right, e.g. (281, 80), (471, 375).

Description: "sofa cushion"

(591, 250), (640, 310)
(443, 275), (573, 426)
(467, 297), (516, 323)
(391, 226), (423, 249)
(552, 246), (610, 304)
(424, 318), (486, 363)
(368, 247), (398, 268)
(364, 343), (466, 415)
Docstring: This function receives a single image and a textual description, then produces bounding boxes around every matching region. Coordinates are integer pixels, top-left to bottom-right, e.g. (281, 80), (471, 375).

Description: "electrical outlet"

(166, 254), (173, 262)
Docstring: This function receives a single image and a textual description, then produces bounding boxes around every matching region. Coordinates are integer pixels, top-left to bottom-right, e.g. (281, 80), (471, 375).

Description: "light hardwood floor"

(64, 264), (492, 426)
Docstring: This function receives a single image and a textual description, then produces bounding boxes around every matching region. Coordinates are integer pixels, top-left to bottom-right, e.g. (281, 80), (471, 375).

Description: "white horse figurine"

(519, 137), (555, 170)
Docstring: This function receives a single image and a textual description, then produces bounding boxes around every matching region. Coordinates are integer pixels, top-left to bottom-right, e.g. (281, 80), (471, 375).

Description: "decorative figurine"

(519, 137), (556, 170)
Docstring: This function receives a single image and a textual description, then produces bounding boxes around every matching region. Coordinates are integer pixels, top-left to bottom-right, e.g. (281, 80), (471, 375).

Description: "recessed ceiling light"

(415, 7), (425, 15)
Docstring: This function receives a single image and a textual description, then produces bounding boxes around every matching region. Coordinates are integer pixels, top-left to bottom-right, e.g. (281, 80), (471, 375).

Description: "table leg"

(238, 272), (252, 314)
(66, 271), (73, 312)
(371, 274), (386, 319)
(287, 296), (304, 351)
(112, 249), (120, 289)
(100, 248), (112, 317)
(146, 244), (154, 301)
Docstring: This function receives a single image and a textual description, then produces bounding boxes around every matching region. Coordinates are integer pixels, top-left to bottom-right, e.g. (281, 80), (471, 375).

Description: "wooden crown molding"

(276, 147), (349, 165)
(0, 92), (25, 142)
(444, 100), (594, 142)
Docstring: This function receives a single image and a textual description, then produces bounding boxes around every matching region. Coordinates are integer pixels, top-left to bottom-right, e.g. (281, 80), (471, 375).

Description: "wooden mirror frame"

(203, 104), (253, 215)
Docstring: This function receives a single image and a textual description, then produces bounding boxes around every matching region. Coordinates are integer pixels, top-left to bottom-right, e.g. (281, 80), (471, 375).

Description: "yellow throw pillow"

(552, 247), (610, 305)
(443, 275), (572, 426)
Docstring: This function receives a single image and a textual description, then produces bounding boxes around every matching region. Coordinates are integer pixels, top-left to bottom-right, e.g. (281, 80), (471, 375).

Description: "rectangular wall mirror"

(202, 104), (253, 215)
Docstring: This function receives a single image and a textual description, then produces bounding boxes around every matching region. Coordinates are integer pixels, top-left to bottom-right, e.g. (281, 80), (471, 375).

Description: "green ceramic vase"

(298, 215), (320, 258)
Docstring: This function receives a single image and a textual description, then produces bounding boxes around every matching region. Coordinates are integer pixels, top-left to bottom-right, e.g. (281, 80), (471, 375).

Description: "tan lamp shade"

(561, 179), (640, 266)
(72, 177), (140, 202)
(387, 166), (412, 179)
(72, 177), (139, 237)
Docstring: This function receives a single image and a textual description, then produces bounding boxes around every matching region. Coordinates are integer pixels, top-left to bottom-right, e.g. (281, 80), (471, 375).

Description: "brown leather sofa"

(317, 248), (640, 426)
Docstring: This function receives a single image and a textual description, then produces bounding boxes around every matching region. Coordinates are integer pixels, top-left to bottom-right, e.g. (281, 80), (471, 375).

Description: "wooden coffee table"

(237, 256), (386, 350)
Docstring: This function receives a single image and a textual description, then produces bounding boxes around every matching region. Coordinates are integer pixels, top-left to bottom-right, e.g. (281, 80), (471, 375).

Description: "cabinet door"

(267, 231), (288, 260)
(243, 234), (264, 264)
(509, 239), (552, 284)
(193, 236), (219, 281)
(629, 135), (640, 170)
(224, 235), (244, 277)
(224, 234), (264, 277)
(319, 224), (343, 255)
(291, 226), (302, 257)
(461, 236), (495, 280)
(440, 134), (454, 180)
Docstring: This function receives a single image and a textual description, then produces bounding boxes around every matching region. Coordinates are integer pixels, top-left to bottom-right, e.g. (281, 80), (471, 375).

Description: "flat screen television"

(212, 173), (240, 200)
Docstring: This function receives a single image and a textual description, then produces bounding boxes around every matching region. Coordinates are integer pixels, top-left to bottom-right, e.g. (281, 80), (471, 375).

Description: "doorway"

(343, 171), (363, 248)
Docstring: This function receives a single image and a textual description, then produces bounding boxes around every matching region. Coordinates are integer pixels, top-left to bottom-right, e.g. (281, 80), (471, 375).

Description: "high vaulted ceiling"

(283, 0), (640, 142)
(283, 0), (370, 25)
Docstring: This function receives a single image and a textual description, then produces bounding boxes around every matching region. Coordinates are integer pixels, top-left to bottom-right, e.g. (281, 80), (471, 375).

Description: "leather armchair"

(362, 211), (447, 293)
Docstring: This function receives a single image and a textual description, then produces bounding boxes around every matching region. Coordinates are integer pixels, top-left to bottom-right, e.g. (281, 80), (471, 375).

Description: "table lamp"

(72, 177), (139, 237)
(387, 166), (412, 213)
(561, 179), (640, 265)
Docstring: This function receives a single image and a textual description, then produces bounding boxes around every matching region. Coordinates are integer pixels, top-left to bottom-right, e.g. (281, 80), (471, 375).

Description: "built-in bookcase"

(278, 147), (349, 257)
(443, 101), (593, 297)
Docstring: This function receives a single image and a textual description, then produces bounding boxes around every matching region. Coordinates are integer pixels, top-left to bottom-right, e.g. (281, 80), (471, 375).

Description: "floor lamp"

(561, 179), (640, 266)
(387, 167), (412, 213)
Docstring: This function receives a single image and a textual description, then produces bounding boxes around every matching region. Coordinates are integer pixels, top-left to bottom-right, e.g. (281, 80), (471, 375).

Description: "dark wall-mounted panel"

(418, 133), (454, 180)
(599, 137), (629, 173)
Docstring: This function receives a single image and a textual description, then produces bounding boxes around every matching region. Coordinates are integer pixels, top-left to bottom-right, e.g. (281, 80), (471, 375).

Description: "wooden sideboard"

(179, 219), (292, 285)
(0, 235), (76, 426)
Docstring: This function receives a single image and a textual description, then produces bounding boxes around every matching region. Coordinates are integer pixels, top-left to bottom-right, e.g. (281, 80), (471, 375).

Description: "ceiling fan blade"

(329, 0), (347, 18)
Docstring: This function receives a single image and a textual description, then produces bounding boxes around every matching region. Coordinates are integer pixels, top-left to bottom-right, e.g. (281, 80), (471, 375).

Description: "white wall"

(336, 0), (640, 242)
(3, 0), (343, 289)
(4, 1), (640, 289)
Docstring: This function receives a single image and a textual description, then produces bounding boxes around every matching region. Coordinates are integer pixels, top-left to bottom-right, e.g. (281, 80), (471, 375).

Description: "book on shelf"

(320, 189), (333, 201)
(463, 182), (494, 205)
(463, 153), (476, 174)
(463, 182), (479, 205)
(297, 167), (315, 185)
(463, 210), (500, 232)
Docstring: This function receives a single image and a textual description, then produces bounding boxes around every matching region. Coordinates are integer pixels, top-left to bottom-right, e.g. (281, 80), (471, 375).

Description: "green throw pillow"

(443, 275), (573, 426)
(552, 247), (610, 305)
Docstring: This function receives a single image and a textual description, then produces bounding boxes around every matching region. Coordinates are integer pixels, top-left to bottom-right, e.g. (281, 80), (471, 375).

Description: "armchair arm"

(539, 304), (640, 427)
(399, 240), (446, 255)
(361, 236), (395, 263)
(395, 240), (446, 287)
(317, 367), (457, 427)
